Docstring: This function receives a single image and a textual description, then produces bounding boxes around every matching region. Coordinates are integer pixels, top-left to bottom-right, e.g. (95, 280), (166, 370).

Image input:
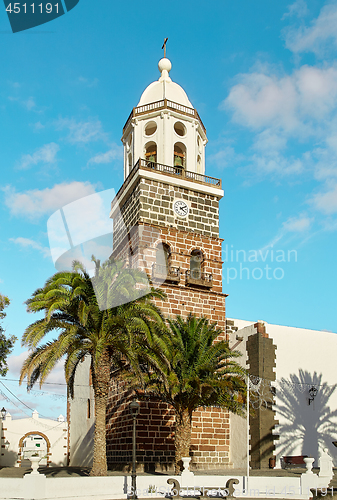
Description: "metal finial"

(162, 38), (168, 58)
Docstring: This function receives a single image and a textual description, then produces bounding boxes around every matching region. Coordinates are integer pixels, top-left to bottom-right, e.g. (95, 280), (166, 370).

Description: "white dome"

(137, 58), (193, 108)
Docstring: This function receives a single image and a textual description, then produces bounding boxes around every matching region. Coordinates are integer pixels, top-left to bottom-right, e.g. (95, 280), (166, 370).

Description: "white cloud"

(7, 352), (31, 377)
(55, 117), (106, 144)
(8, 95), (37, 111)
(87, 143), (122, 165)
(9, 81), (21, 89)
(282, 0), (308, 20)
(208, 146), (237, 168)
(310, 183), (337, 214)
(249, 153), (304, 177)
(47, 189), (114, 267)
(222, 62), (337, 184)
(3, 181), (97, 219)
(8, 352), (65, 385)
(32, 121), (45, 131)
(253, 129), (287, 153)
(24, 97), (36, 111)
(260, 214), (314, 252)
(284, 2), (337, 54)
(78, 76), (99, 88)
(223, 65), (337, 132)
(7, 352), (66, 396)
(223, 71), (299, 131)
(308, 145), (337, 180)
(18, 143), (59, 170)
(10, 237), (50, 258)
(282, 215), (313, 232)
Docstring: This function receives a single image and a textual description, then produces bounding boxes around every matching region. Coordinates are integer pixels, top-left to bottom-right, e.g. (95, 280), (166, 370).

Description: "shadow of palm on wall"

(275, 370), (337, 463)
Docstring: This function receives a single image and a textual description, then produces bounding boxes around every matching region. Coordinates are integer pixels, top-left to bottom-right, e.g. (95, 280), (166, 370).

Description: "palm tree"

(0, 294), (16, 376)
(20, 258), (166, 476)
(127, 314), (247, 473)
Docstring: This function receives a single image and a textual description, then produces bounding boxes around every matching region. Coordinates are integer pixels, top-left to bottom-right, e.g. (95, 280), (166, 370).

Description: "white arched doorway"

(19, 432), (49, 467)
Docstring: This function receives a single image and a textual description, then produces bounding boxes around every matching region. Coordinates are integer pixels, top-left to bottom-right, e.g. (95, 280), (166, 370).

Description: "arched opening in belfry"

(144, 142), (157, 164)
(190, 249), (204, 280)
(128, 153), (133, 173)
(156, 242), (171, 275)
(197, 155), (202, 173)
(174, 142), (186, 168)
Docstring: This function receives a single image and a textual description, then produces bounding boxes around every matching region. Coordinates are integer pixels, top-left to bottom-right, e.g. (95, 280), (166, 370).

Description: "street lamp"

(1, 407), (6, 420)
(129, 398), (140, 499)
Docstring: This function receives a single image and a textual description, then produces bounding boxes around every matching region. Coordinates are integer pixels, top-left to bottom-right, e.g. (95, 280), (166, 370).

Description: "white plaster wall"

(0, 411), (67, 467)
(268, 323), (337, 466)
(228, 323), (256, 469)
(228, 318), (337, 469)
(69, 356), (95, 467)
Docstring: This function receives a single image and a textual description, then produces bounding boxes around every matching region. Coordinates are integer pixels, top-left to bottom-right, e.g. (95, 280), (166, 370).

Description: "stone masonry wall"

(106, 384), (231, 471)
(247, 323), (278, 469)
(112, 176), (221, 250)
(112, 222), (224, 294)
(106, 378), (175, 472)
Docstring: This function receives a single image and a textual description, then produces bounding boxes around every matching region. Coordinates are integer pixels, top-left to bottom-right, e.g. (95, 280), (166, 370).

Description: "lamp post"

(1, 407), (6, 420)
(129, 399), (140, 499)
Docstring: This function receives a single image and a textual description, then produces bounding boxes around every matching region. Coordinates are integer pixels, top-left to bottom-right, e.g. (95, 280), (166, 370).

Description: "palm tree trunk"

(90, 349), (110, 476)
(174, 409), (192, 474)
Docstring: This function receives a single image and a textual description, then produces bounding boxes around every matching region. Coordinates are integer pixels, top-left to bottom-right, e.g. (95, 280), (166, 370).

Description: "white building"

(228, 318), (337, 469)
(0, 410), (68, 467)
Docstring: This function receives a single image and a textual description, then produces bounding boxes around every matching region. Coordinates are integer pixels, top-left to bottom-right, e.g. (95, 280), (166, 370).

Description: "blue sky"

(1, 0), (337, 418)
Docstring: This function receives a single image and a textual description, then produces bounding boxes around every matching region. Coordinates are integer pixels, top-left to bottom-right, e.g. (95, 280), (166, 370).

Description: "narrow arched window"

(156, 243), (171, 275)
(128, 153), (133, 173)
(87, 399), (91, 419)
(190, 249), (203, 280)
(174, 142), (186, 168)
(197, 155), (202, 173)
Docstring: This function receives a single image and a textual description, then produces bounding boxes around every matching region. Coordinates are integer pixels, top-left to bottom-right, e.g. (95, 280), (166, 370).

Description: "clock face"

(173, 199), (189, 218)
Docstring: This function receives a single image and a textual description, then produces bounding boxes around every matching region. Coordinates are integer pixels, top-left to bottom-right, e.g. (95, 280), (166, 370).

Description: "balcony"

(134, 158), (222, 189)
(123, 98), (206, 134)
(185, 270), (213, 288)
(111, 158), (222, 221)
(152, 263), (181, 283)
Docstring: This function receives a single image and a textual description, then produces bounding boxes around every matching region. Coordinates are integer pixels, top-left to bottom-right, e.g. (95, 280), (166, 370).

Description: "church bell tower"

(122, 58), (207, 179)
(107, 56), (231, 471)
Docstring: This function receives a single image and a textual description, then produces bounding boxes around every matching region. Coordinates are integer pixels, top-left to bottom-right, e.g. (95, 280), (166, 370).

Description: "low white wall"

(0, 412), (67, 467)
(0, 472), (331, 500)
